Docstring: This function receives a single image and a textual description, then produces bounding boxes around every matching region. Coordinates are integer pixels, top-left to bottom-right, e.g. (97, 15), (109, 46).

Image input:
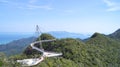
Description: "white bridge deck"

(17, 39), (62, 66)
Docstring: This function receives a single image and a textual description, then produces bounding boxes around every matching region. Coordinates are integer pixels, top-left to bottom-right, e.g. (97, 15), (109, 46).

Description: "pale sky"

(0, 0), (120, 34)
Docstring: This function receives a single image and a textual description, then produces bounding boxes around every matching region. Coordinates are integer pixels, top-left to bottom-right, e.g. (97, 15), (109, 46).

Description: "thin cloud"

(107, 6), (120, 11)
(103, 0), (115, 6)
(103, 0), (120, 11)
(0, 0), (22, 7)
(27, 0), (53, 10)
(27, 4), (53, 10)
(0, 0), (9, 3)
(0, 0), (53, 10)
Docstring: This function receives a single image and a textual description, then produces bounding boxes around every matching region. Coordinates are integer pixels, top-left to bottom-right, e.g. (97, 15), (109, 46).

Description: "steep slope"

(35, 58), (79, 67)
(85, 32), (120, 66)
(24, 33), (87, 66)
(1, 28), (120, 67)
(15, 32), (120, 67)
(0, 37), (36, 56)
(109, 28), (120, 40)
(86, 32), (119, 45)
(24, 33), (56, 56)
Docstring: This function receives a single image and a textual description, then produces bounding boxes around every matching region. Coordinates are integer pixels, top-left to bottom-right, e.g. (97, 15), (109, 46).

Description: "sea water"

(0, 33), (34, 45)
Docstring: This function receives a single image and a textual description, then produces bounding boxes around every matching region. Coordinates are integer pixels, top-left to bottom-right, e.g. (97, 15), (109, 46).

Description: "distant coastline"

(0, 31), (91, 45)
(0, 33), (34, 45)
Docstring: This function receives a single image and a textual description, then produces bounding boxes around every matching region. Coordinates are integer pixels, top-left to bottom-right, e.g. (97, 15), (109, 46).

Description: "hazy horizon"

(0, 0), (120, 34)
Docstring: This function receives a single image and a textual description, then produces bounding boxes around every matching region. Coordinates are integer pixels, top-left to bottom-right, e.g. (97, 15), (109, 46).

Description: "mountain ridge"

(109, 28), (120, 40)
(0, 29), (120, 66)
(48, 31), (90, 39)
(0, 37), (36, 56)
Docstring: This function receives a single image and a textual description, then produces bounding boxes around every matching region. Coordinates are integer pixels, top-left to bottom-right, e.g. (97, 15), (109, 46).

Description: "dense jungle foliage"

(0, 29), (120, 67)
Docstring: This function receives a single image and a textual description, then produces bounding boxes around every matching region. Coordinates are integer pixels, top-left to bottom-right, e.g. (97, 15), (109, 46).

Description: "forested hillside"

(24, 32), (120, 67)
(0, 37), (36, 56)
(109, 29), (120, 41)
(0, 30), (120, 67)
(85, 32), (120, 67)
